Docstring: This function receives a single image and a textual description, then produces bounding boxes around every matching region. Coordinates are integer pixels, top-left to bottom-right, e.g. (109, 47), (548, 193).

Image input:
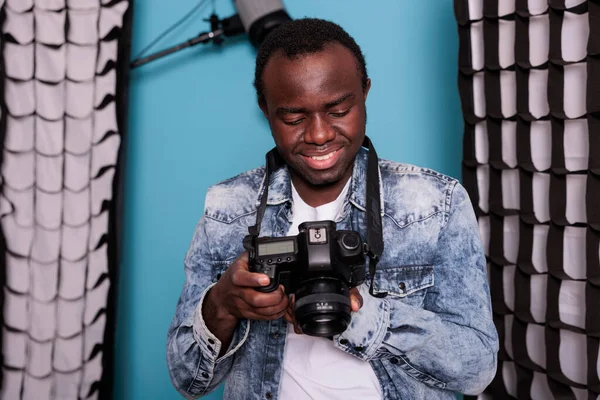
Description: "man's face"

(259, 43), (371, 187)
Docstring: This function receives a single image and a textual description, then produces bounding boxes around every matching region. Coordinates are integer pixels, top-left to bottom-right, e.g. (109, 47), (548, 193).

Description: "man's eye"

(330, 109), (350, 118)
(284, 118), (304, 126)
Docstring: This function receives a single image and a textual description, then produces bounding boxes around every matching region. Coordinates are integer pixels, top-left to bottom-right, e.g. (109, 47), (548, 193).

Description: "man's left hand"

(284, 287), (363, 334)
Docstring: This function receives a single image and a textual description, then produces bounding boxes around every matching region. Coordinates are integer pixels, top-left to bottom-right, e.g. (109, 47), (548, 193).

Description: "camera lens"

(293, 278), (352, 337)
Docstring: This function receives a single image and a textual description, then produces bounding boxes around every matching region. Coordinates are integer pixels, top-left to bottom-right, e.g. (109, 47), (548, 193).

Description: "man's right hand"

(202, 252), (289, 354)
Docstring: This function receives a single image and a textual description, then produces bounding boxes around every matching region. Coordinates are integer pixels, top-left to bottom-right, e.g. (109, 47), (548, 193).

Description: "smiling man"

(167, 18), (498, 400)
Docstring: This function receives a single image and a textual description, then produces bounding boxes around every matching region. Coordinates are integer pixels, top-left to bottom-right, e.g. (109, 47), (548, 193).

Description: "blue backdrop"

(114, 1), (463, 398)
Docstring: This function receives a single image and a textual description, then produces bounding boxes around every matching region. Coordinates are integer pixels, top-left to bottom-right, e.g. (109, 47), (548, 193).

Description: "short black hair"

(254, 18), (368, 104)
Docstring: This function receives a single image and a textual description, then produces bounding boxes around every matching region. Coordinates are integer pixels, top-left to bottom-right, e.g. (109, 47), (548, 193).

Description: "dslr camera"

(243, 220), (366, 337)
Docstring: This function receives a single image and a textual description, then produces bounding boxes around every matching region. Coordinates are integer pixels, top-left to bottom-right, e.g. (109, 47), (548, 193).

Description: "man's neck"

(290, 170), (352, 208)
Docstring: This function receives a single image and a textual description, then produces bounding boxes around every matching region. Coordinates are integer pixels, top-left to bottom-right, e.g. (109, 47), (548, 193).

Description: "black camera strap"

(248, 136), (387, 298)
(362, 136), (387, 298)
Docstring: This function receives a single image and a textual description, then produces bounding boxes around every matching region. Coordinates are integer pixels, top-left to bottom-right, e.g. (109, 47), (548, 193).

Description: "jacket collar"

(256, 146), (384, 215)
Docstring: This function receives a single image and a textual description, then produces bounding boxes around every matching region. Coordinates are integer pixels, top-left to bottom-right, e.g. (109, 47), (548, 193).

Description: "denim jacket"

(166, 147), (499, 399)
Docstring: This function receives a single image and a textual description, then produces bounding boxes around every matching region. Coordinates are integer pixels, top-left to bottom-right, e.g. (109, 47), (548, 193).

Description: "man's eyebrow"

(324, 93), (354, 108)
(275, 93), (355, 115)
(276, 106), (306, 114)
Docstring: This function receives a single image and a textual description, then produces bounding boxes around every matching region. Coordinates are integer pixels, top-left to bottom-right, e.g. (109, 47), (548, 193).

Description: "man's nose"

(304, 114), (335, 145)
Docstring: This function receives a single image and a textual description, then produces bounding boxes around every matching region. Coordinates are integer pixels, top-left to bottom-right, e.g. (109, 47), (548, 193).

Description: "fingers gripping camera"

(243, 221), (366, 337)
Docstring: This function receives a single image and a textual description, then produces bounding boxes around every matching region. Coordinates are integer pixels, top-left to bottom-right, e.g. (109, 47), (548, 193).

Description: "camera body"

(243, 220), (366, 337)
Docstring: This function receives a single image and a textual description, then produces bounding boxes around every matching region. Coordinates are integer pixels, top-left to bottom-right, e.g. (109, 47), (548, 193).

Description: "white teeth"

(311, 151), (336, 161)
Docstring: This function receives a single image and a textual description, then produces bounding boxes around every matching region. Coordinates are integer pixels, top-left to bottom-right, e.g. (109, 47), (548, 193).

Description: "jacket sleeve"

(333, 182), (499, 395)
(166, 215), (250, 399)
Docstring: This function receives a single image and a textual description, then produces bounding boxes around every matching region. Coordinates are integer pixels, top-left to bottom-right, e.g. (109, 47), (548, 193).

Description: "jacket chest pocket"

(372, 265), (434, 305)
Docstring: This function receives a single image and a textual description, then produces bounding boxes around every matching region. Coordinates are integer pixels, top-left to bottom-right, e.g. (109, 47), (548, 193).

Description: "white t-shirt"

(278, 180), (382, 399)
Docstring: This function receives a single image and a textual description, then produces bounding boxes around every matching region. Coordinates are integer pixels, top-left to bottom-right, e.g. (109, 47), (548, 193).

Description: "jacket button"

(285, 202), (291, 209)
(202, 372), (209, 378)
(266, 392), (273, 399)
(339, 339), (348, 345)
(390, 357), (399, 364)
(354, 346), (364, 352)
(398, 282), (406, 291)
(272, 332), (280, 339)
(208, 338), (215, 344)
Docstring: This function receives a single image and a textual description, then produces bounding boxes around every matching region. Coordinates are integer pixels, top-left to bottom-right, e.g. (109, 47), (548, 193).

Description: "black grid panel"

(455, 0), (599, 398)
(0, 0), (133, 399)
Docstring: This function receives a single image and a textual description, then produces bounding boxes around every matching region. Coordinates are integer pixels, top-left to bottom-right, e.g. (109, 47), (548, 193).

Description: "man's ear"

(363, 78), (372, 101)
(258, 99), (269, 119)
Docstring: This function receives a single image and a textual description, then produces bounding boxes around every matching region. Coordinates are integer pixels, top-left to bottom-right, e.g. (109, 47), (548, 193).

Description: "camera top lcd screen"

(258, 240), (295, 256)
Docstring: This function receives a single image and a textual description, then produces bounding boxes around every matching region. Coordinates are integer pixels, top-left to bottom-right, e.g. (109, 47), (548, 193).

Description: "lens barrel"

(294, 278), (352, 337)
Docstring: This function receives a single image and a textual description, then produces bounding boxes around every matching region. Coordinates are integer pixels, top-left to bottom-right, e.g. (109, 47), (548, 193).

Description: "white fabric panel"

(530, 120), (551, 171)
(66, 80), (94, 118)
(504, 215), (519, 264)
(477, 165), (489, 213)
(530, 15), (549, 66)
(526, 323), (546, 369)
(503, 265), (516, 311)
(502, 121), (517, 168)
(94, 102), (118, 142)
(36, 153), (64, 192)
(36, 43), (66, 82)
(502, 361), (518, 398)
(69, 9), (100, 45)
(5, 42), (34, 80)
(497, 0), (515, 17)
(475, 121), (488, 164)
(6, 80), (36, 117)
(531, 371), (553, 399)
(5, 7), (35, 44)
(64, 152), (91, 191)
(7, 0), (33, 12)
(3, 215), (34, 257)
(563, 226), (586, 279)
(6, 253), (29, 293)
(91, 135), (120, 178)
(6, 115), (35, 152)
(527, 0), (547, 16)
(63, 188), (91, 226)
(36, 80), (66, 120)
(532, 172), (550, 222)
(59, 258), (87, 299)
(468, 0), (483, 20)
(36, 0), (66, 10)
(65, 115), (93, 154)
(528, 69), (549, 119)
(54, 371), (83, 399)
(563, 62), (587, 119)
(68, 44), (97, 81)
(62, 224), (90, 261)
(559, 330), (587, 385)
(564, 118), (589, 172)
(531, 224), (549, 273)
(565, 174), (587, 224)
(35, 189), (62, 229)
(99, 1), (128, 38)
(91, 167), (115, 215)
(473, 71), (486, 118)
(557, 280), (586, 329)
(54, 335), (83, 371)
(3, 329), (27, 368)
(28, 340), (53, 377)
(31, 226), (60, 263)
(31, 260), (58, 302)
(4, 185), (34, 226)
(37, 117), (65, 156)
(562, 11), (590, 62)
(97, 39), (117, 73)
(34, 8), (67, 45)
(479, 215), (490, 256)
(529, 274), (547, 324)
(502, 169), (519, 210)
(500, 70), (517, 118)
(499, 20), (515, 69)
